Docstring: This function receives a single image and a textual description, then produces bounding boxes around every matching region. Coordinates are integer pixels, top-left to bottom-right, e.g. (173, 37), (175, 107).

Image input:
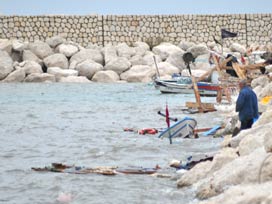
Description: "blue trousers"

(241, 118), (253, 130)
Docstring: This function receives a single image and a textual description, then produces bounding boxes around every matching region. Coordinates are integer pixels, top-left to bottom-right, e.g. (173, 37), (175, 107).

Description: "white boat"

(154, 77), (219, 96)
(158, 117), (197, 140)
(154, 77), (193, 94)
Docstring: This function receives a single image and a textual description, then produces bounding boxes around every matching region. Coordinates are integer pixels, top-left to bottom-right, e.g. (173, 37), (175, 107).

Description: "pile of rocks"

(2, 35), (269, 83)
(175, 76), (272, 204)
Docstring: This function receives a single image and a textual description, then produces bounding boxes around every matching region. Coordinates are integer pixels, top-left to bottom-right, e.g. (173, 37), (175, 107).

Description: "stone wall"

(0, 14), (271, 47)
(0, 15), (102, 46)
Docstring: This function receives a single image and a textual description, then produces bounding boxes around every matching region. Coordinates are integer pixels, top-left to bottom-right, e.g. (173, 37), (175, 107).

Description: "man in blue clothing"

(236, 79), (259, 130)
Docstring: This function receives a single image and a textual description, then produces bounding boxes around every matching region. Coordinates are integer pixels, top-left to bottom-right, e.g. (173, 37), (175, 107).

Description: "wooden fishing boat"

(154, 77), (219, 96)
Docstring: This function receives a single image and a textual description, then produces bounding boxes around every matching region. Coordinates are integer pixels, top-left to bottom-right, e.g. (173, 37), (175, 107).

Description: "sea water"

(0, 83), (223, 204)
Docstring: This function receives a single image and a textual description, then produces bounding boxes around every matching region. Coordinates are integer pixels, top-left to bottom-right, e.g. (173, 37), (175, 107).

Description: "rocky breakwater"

(1, 35), (264, 83)
(174, 75), (272, 204)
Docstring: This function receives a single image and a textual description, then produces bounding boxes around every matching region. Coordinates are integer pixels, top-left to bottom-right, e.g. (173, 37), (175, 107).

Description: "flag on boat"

(221, 29), (238, 39)
(165, 103), (170, 128)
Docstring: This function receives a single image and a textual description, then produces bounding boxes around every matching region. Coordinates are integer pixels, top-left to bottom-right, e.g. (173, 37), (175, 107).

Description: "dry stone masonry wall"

(0, 14), (271, 47)
(0, 15), (102, 46)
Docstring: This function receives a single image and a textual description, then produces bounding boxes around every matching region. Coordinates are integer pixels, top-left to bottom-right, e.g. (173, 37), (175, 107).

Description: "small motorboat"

(154, 76), (219, 96)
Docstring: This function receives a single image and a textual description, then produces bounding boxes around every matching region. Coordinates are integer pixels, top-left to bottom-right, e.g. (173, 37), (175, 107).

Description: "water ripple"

(0, 83), (223, 204)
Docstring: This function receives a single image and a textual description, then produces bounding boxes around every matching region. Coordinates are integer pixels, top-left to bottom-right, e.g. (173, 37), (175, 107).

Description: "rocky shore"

(174, 74), (272, 203)
(177, 104), (272, 203)
(1, 35), (271, 83)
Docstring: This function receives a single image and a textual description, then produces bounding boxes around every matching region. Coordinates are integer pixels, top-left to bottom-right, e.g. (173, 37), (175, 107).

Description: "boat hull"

(158, 117), (197, 139)
(154, 79), (219, 96)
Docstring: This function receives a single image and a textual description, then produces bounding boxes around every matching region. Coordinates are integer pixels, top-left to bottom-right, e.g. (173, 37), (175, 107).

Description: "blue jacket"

(236, 86), (258, 121)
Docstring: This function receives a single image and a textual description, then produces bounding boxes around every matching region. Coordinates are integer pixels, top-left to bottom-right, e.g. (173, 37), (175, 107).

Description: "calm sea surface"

(0, 83), (223, 204)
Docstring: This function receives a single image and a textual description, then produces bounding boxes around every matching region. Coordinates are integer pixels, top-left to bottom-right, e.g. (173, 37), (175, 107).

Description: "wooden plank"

(232, 62), (246, 79)
(185, 102), (215, 110)
(191, 76), (203, 112)
(212, 54), (224, 77)
(194, 127), (213, 133)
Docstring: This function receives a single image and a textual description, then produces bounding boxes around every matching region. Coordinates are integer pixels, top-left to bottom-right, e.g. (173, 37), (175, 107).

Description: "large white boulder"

(177, 148), (238, 188)
(251, 75), (269, 89)
(230, 122), (271, 148)
(196, 148), (267, 200)
(75, 59), (103, 79)
(178, 41), (195, 51)
(104, 57), (131, 74)
(69, 49), (104, 68)
(92, 70), (120, 83)
(12, 40), (27, 52)
(58, 43), (79, 58)
(258, 101), (271, 114)
(133, 41), (150, 50)
(238, 126), (270, 156)
(198, 182), (272, 204)
(11, 50), (23, 63)
(152, 43), (183, 61)
(177, 161), (212, 188)
(116, 43), (136, 59)
(165, 50), (185, 70)
(120, 65), (155, 82)
(58, 76), (90, 83)
(0, 39), (12, 54)
(22, 50), (43, 65)
(209, 148), (239, 172)
(258, 82), (272, 98)
(0, 50), (14, 80)
(133, 41), (150, 56)
(253, 110), (272, 128)
(28, 41), (54, 59)
(155, 62), (180, 77)
(16, 61), (43, 75)
(43, 53), (69, 69)
(230, 43), (246, 54)
(187, 44), (209, 58)
(2, 69), (26, 82)
(142, 51), (162, 66)
(253, 85), (263, 99)
(47, 67), (78, 81)
(103, 45), (118, 64)
(264, 131), (272, 153)
(24, 73), (56, 82)
(129, 55), (148, 66)
(266, 64), (272, 73)
(46, 36), (65, 48)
